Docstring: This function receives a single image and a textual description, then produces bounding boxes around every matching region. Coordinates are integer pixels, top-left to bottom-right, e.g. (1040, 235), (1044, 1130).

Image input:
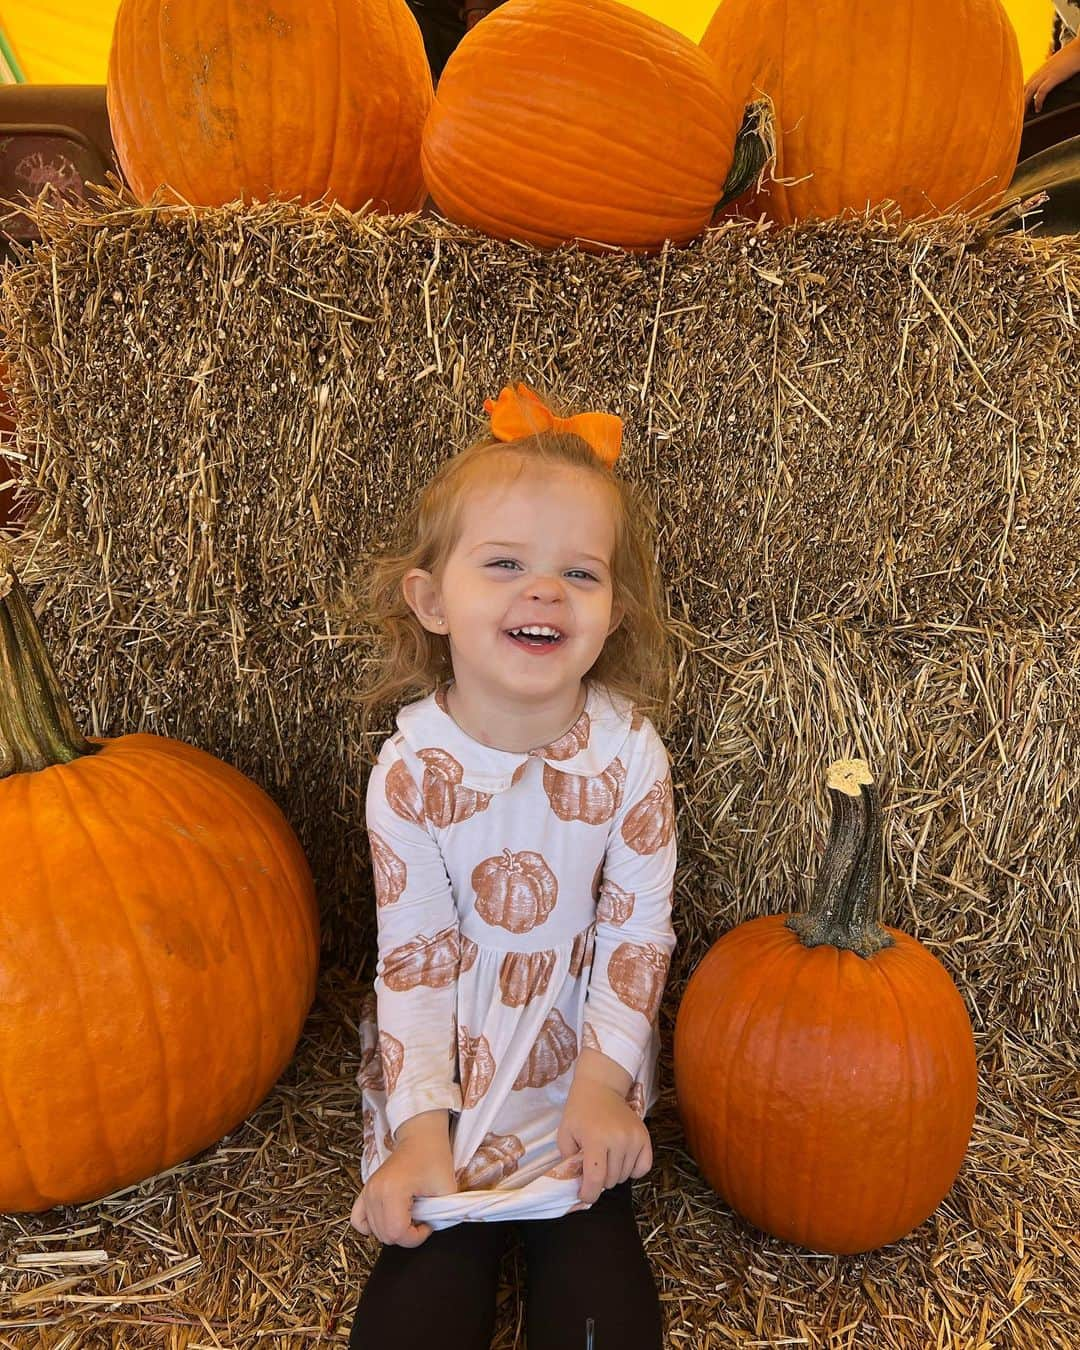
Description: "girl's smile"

(504, 624), (567, 653)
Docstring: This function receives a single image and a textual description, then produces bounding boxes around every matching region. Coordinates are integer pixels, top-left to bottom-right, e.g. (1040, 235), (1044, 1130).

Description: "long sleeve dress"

(356, 678), (677, 1229)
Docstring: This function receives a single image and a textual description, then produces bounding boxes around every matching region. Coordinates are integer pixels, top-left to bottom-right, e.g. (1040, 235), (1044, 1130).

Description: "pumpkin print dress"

(357, 679), (677, 1229)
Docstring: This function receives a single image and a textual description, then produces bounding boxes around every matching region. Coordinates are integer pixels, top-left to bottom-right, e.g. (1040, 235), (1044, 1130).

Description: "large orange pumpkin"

(0, 548), (319, 1213)
(674, 759), (977, 1255)
(421, 0), (749, 250)
(701, 0), (1023, 224)
(106, 0), (432, 211)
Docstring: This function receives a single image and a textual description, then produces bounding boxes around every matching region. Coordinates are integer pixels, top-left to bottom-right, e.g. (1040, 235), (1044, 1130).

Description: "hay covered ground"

(0, 194), (1077, 1346)
(1, 970), (1076, 1349)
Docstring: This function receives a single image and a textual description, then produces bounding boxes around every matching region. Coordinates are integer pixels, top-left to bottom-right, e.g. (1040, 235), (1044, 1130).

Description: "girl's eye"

(487, 560), (598, 582)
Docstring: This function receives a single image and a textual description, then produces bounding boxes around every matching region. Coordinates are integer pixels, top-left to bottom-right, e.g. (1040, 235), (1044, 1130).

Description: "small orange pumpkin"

(674, 759), (978, 1254)
(0, 549), (319, 1213)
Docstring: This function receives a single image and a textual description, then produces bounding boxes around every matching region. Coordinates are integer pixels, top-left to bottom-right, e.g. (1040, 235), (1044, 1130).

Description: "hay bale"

(0, 191), (1078, 1350)
(0, 191), (1077, 1054)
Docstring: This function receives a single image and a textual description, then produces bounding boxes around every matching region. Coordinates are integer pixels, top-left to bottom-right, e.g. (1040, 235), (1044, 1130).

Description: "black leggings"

(349, 1180), (663, 1350)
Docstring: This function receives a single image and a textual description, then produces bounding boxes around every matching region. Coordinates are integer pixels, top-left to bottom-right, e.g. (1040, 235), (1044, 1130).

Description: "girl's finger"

(606, 1150), (623, 1191)
(556, 1122), (579, 1158)
(350, 1192), (375, 1237)
(631, 1135), (653, 1178)
(366, 1195), (389, 1245)
(580, 1148), (608, 1204)
(397, 1221), (433, 1249)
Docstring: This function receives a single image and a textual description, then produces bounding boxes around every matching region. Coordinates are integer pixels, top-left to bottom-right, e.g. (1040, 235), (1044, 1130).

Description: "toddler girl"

(346, 384), (678, 1349)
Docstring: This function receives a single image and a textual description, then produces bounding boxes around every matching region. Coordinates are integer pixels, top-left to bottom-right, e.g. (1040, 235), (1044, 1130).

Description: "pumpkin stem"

(717, 98), (775, 211)
(0, 544), (98, 777)
(786, 758), (894, 958)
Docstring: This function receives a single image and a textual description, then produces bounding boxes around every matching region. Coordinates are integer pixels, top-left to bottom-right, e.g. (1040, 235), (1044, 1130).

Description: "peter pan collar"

(394, 679), (636, 793)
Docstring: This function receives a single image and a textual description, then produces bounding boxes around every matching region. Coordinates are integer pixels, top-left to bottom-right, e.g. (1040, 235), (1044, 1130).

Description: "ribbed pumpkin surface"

(0, 734), (319, 1212)
(422, 0), (742, 250)
(701, 0), (1023, 224)
(674, 915), (978, 1255)
(107, 0), (432, 210)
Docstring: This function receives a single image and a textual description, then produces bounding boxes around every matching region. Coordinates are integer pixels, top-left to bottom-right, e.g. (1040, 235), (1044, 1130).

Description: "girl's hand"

(1024, 37), (1080, 116)
(350, 1112), (456, 1247)
(556, 1076), (653, 1206)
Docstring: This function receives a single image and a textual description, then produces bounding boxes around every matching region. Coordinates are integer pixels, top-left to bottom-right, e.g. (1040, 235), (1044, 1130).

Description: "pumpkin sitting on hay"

(702, 0), (1024, 225)
(674, 759), (978, 1255)
(106, 0), (433, 212)
(421, 0), (756, 250)
(0, 549), (320, 1213)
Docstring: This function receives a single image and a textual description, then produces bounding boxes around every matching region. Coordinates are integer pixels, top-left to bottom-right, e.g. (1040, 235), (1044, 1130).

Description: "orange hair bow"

(483, 383), (622, 469)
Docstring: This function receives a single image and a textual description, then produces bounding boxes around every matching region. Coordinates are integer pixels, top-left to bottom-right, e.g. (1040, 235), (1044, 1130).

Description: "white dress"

(356, 679), (677, 1229)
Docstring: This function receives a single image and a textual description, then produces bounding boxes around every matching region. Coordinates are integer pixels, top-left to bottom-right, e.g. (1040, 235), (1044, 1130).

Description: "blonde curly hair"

(339, 419), (680, 754)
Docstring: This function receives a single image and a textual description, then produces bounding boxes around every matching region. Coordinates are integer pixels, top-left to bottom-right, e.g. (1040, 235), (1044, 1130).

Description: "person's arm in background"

(1025, 33), (1080, 114)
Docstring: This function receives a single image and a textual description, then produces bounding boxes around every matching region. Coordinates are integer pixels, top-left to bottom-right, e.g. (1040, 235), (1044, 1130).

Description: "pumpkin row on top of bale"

(104, 0), (1026, 250)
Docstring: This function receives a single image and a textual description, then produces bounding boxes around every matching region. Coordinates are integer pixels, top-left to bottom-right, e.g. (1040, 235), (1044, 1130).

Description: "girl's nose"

(526, 575), (564, 601)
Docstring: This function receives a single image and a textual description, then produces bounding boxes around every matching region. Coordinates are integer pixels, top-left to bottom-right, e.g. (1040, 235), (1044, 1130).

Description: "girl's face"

(408, 463), (623, 705)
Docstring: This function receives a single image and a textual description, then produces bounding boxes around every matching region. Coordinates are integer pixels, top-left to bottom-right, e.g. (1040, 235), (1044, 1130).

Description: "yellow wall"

(0, 0), (1063, 84)
(626, 0), (1059, 73)
(2, 1), (120, 84)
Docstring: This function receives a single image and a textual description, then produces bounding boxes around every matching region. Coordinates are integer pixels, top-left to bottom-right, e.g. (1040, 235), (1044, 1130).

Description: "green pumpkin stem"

(787, 759), (894, 958)
(0, 544), (97, 777)
(717, 98), (775, 211)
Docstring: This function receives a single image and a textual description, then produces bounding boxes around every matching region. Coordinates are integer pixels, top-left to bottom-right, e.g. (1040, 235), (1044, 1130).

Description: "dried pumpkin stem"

(0, 544), (97, 777)
(787, 758), (894, 958)
(717, 98), (775, 210)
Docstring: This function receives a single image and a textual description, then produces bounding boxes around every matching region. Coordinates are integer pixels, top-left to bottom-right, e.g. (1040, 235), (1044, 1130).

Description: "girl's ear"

(607, 600), (626, 636)
(403, 568), (447, 634)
